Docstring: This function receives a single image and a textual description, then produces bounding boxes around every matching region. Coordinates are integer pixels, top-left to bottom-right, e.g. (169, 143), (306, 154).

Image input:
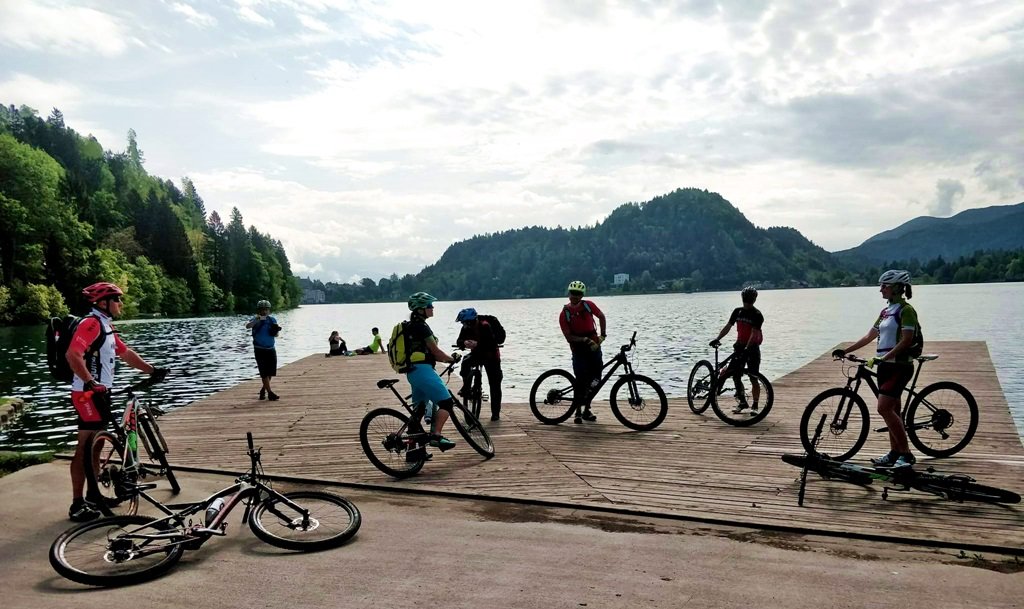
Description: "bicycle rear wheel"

(609, 374), (668, 431)
(710, 371), (773, 427)
(249, 490), (362, 551)
(780, 454), (875, 486)
(529, 369), (577, 424)
(469, 371), (483, 420)
(449, 401), (495, 458)
(85, 432), (139, 517)
(49, 515), (184, 587)
(686, 360), (714, 414)
(800, 388), (870, 461)
(905, 381), (979, 458)
(912, 475), (1021, 504)
(359, 408), (425, 478)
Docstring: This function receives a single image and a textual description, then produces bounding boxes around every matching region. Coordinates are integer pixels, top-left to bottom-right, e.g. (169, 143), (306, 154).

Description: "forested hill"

(836, 202), (1024, 264)
(413, 188), (838, 299)
(0, 104), (302, 324)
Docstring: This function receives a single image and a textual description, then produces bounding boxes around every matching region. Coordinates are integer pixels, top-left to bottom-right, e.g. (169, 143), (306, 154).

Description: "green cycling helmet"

(256, 299), (271, 309)
(407, 291), (437, 311)
(567, 280), (586, 295)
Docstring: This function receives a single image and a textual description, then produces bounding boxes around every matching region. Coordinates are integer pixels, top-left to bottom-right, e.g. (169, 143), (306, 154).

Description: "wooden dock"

(156, 342), (1024, 553)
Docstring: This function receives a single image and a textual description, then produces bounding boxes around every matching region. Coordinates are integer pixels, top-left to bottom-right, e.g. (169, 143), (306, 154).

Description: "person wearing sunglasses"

(66, 282), (159, 522)
(403, 292), (461, 454)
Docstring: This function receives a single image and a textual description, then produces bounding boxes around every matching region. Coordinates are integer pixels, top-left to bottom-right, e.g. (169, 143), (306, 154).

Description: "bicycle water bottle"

(424, 400), (435, 432)
(205, 498), (225, 526)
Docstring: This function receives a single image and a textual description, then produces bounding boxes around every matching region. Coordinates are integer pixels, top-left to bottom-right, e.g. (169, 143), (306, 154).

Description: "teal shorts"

(407, 364), (452, 405)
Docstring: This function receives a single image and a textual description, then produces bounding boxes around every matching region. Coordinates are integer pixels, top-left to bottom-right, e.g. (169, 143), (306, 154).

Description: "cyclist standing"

(559, 280), (607, 424)
(455, 307), (503, 421)
(245, 299), (279, 401)
(405, 292), (461, 453)
(831, 270), (920, 469)
(710, 286), (764, 413)
(66, 282), (159, 521)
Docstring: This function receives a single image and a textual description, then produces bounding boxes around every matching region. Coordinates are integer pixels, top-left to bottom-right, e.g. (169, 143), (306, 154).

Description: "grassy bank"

(0, 451), (54, 478)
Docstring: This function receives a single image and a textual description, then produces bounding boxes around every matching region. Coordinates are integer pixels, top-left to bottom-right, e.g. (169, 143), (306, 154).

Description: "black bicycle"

(83, 369), (183, 517)
(800, 353), (979, 461)
(529, 331), (668, 431)
(50, 432), (361, 587)
(359, 355), (494, 479)
(686, 341), (774, 426)
(783, 415), (1019, 506)
(454, 345), (502, 420)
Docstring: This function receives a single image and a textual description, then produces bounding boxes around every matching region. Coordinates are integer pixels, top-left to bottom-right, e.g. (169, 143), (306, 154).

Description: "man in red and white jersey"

(66, 282), (158, 522)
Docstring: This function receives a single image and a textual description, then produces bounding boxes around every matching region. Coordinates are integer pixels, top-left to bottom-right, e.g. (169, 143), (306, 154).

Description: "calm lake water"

(2, 283), (1022, 452)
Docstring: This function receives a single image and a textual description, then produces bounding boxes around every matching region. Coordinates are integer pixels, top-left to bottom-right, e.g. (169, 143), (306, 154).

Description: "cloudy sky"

(2, 1), (1022, 282)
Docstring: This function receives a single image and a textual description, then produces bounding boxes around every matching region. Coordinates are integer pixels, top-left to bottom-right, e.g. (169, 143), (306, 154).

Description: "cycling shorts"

(877, 361), (913, 398)
(407, 364), (452, 406)
(71, 390), (114, 431)
(729, 344), (761, 375)
(254, 347), (277, 377)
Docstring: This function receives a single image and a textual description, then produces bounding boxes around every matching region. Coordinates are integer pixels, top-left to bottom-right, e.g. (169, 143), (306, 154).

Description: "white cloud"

(0, 2), (129, 56)
(170, 2), (218, 28)
(0, 73), (83, 115)
(297, 13), (331, 33)
(234, 1), (274, 27)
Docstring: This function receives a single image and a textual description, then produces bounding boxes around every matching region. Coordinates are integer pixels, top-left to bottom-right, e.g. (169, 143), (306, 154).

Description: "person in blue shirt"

(245, 299), (280, 401)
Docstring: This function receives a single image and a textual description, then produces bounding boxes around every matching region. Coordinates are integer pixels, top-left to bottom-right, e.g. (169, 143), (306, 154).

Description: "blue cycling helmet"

(455, 307), (478, 323)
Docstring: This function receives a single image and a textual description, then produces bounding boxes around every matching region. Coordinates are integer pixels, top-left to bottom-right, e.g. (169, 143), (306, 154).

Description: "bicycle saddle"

(376, 379), (400, 389)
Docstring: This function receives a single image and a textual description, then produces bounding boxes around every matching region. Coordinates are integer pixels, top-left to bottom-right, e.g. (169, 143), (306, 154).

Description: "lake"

(2, 283), (1022, 452)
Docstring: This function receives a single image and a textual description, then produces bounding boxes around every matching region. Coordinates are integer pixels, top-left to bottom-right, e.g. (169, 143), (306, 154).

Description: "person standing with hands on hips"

(559, 280), (607, 425)
(245, 299), (280, 401)
(67, 282), (163, 521)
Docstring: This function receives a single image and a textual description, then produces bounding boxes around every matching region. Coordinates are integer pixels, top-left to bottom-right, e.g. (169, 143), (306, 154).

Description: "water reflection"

(1, 283), (1022, 451)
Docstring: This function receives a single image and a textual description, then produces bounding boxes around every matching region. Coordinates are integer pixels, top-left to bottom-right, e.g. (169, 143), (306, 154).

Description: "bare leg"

(877, 395), (909, 453)
(70, 430), (96, 500)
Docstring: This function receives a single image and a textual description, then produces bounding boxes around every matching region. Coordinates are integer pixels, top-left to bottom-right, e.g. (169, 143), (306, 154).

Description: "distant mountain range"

(835, 202), (1024, 264)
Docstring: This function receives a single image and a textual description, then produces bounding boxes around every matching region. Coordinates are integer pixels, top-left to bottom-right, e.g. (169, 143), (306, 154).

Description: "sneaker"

(259, 389), (266, 401)
(405, 446), (432, 463)
(267, 391), (280, 401)
(891, 454), (917, 469)
(574, 416), (583, 424)
(490, 413), (500, 422)
(428, 436), (457, 451)
(68, 500), (100, 522)
(749, 402), (759, 413)
(732, 401), (750, 414)
(581, 410), (597, 422)
(870, 451), (899, 466)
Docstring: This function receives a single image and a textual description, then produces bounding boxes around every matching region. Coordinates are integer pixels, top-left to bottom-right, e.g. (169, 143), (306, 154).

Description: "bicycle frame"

(581, 331), (639, 402)
(832, 357), (928, 427)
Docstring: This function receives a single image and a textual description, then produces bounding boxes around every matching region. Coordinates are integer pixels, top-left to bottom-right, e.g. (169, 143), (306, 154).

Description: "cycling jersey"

(69, 309), (127, 391)
(250, 315), (278, 349)
(405, 318), (438, 367)
(873, 299), (918, 362)
(728, 306), (763, 346)
(456, 319), (501, 361)
(560, 300), (604, 353)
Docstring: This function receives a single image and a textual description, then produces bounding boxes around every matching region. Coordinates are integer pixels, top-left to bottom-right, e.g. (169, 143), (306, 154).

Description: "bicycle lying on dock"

(783, 414), (1019, 507)
(360, 354), (495, 479)
(528, 331), (668, 431)
(800, 352), (979, 461)
(686, 341), (774, 426)
(50, 432), (361, 587)
(83, 368), (183, 517)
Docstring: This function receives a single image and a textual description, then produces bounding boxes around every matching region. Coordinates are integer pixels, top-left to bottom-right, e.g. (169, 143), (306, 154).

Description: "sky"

(1, 0), (1022, 283)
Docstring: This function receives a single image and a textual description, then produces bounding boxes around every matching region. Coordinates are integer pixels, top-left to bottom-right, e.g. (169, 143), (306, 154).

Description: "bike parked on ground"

(799, 352), (979, 461)
(529, 331), (668, 431)
(50, 432), (361, 587)
(686, 341), (774, 426)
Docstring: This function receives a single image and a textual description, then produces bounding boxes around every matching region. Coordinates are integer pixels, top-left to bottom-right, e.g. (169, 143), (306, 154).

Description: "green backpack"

(386, 322), (411, 373)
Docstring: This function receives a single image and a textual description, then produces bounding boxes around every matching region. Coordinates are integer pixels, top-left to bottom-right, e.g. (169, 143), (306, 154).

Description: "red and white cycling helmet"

(82, 282), (124, 304)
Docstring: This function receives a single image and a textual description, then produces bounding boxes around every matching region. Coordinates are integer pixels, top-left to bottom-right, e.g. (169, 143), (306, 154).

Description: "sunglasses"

(108, 295), (122, 303)
(426, 305), (434, 309)
(568, 291), (584, 296)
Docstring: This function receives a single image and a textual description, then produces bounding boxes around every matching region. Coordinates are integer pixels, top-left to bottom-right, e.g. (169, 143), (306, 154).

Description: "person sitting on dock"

(327, 331), (348, 356)
(709, 286), (764, 414)
(353, 327), (384, 355)
(831, 270), (921, 469)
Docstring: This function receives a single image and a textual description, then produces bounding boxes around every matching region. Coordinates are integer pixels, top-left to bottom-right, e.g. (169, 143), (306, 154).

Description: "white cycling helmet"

(878, 269), (911, 285)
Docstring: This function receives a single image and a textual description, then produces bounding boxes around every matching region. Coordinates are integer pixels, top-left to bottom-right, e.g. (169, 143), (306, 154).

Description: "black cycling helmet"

(741, 286), (758, 302)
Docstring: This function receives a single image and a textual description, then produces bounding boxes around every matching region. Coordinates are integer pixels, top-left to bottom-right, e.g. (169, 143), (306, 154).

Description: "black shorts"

(254, 347), (277, 377)
(730, 344), (761, 375)
(877, 361), (913, 398)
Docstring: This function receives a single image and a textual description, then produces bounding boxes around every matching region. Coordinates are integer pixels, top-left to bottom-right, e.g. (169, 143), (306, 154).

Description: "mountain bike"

(529, 331), (668, 431)
(83, 369), (183, 517)
(50, 432), (361, 587)
(783, 414), (1019, 506)
(359, 355), (495, 479)
(686, 341), (774, 426)
(799, 353), (979, 461)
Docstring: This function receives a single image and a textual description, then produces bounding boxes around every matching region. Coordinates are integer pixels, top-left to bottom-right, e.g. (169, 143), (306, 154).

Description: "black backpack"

(45, 314), (108, 383)
(478, 315), (506, 344)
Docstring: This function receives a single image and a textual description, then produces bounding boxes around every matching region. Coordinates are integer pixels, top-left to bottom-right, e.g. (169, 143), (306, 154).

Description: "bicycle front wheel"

(710, 371), (774, 427)
(912, 475), (1021, 504)
(449, 401), (495, 458)
(609, 374), (668, 431)
(906, 381), (979, 458)
(86, 431), (139, 517)
(469, 372), (483, 420)
(800, 388), (870, 461)
(250, 490), (362, 551)
(49, 515), (184, 587)
(686, 360), (714, 414)
(139, 417), (180, 494)
(529, 369), (577, 424)
(359, 408), (425, 478)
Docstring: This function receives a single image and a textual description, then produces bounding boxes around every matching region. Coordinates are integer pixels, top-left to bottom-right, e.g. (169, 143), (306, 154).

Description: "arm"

(843, 328), (879, 355)
(559, 313), (590, 346)
(426, 337), (457, 364)
(881, 329), (915, 362)
(120, 348), (156, 374)
(595, 309), (607, 338)
(245, 316), (258, 329)
(713, 322), (733, 343)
